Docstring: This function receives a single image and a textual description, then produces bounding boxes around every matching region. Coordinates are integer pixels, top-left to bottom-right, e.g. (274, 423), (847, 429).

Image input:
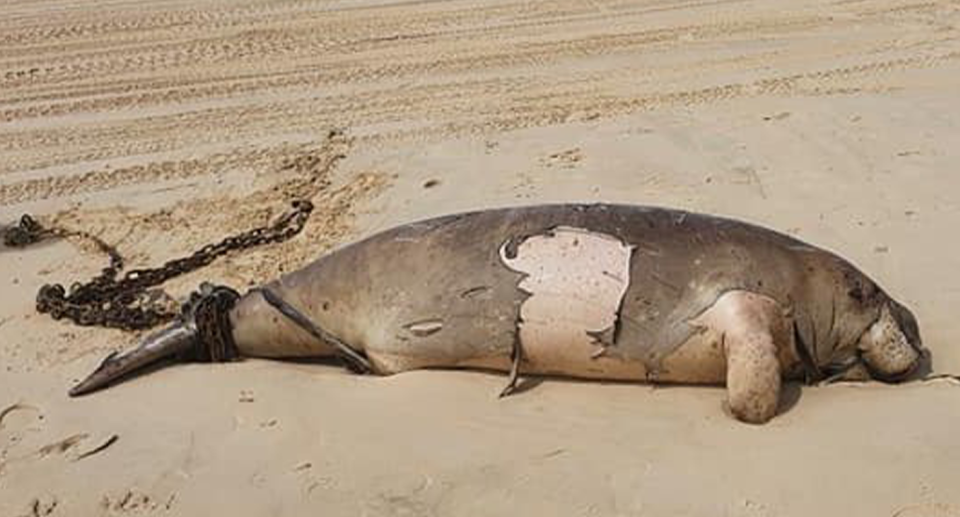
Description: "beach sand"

(1, 0), (959, 515)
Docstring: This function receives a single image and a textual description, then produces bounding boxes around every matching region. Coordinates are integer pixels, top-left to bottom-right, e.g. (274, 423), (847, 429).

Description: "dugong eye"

(844, 270), (878, 304)
(847, 285), (864, 303)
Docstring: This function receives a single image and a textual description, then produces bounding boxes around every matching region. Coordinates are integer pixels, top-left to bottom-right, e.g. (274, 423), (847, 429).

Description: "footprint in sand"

(16, 495), (58, 517)
(1, 403), (44, 459)
(893, 503), (960, 517)
(36, 433), (88, 459)
(540, 147), (584, 169)
(101, 488), (175, 514)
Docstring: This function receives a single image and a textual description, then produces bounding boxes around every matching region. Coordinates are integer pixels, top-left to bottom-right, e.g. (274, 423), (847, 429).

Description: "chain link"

(3, 200), (314, 330)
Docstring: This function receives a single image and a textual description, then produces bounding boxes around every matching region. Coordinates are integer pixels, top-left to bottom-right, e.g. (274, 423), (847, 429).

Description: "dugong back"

(243, 204), (821, 378)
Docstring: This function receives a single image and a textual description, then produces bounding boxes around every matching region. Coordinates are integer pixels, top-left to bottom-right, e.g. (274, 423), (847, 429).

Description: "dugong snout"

(858, 301), (924, 382)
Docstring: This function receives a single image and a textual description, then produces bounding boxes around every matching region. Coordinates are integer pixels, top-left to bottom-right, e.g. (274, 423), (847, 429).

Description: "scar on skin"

(404, 319), (444, 337)
(499, 227), (633, 361)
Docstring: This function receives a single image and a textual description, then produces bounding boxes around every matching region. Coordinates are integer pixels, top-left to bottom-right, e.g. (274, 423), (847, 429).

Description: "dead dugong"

(69, 203), (924, 424)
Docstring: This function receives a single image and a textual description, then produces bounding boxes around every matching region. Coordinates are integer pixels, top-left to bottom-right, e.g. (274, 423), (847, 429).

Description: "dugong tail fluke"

(69, 283), (242, 397)
(69, 322), (197, 397)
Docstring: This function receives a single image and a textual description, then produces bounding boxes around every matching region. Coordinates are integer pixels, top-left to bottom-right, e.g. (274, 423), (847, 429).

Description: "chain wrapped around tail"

(2, 201), (315, 394)
(68, 283), (241, 396)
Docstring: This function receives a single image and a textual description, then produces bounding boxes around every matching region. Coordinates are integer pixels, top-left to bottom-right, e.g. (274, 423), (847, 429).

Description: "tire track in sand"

(1, 0), (959, 207)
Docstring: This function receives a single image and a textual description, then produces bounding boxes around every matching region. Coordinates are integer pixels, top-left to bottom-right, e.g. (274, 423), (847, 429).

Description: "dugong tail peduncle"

(69, 283), (241, 397)
(69, 322), (197, 396)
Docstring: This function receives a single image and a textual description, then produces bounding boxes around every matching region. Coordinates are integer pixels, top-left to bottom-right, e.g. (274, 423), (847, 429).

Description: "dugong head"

(817, 259), (926, 383)
(855, 299), (924, 382)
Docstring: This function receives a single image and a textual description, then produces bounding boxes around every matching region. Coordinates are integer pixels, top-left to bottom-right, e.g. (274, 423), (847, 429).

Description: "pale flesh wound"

(499, 227), (634, 377)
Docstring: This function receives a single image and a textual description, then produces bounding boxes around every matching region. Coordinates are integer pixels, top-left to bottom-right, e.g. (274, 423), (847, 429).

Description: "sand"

(2, 0), (959, 515)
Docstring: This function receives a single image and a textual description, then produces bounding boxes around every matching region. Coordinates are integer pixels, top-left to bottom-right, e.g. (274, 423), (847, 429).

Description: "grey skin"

(69, 203), (925, 424)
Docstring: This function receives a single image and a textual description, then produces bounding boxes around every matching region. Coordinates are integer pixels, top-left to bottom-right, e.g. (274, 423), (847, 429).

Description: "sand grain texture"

(1, 0), (959, 515)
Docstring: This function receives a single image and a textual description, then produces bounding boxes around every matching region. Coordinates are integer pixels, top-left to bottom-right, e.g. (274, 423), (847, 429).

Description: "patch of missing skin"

(403, 319), (444, 337)
(499, 226), (633, 366)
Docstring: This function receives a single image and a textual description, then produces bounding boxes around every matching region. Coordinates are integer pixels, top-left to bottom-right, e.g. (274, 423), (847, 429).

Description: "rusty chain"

(2, 199), (314, 330)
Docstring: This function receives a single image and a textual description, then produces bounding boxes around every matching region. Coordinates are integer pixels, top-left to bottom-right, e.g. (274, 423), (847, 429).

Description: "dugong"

(69, 203), (924, 424)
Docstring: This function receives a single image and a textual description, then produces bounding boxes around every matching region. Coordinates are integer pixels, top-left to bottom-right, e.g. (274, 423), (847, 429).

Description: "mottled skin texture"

(227, 203), (925, 424)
